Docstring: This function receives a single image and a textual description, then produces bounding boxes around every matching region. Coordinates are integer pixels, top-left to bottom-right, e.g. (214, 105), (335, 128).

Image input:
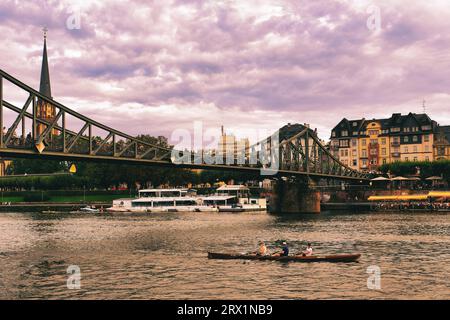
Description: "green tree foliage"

(4, 133), (263, 190)
(379, 160), (450, 184)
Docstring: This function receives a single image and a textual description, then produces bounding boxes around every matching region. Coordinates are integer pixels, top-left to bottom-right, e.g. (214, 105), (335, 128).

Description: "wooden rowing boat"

(208, 252), (361, 263)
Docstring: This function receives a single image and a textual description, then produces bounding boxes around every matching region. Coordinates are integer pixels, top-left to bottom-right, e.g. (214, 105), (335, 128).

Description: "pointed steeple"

(39, 28), (52, 98)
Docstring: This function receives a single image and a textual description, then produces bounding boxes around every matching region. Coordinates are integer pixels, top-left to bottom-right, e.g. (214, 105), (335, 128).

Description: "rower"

(302, 243), (313, 256)
(272, 241), (289, 257)
(256, 241), (268, 256)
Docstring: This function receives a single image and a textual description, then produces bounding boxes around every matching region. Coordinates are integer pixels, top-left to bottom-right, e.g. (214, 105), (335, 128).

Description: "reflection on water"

(0, 211), (449, 299)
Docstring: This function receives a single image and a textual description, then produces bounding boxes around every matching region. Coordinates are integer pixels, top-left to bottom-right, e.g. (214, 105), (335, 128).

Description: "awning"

(368, 195), (428, 201)
(371, 176), (389, 181)
(428, 191), (450, 198)
(425, 176), (443, 181)
(390, 176), (408, 181)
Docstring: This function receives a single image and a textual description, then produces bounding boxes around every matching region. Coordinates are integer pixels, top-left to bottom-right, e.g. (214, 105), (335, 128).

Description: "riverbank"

(0, 202), (110, 212)
(321, 202), (372, 211)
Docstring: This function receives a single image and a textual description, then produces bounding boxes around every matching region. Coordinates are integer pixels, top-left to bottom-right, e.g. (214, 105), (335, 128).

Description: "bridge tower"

(269, 178), (321, 214)
(37, 28), (57, 136)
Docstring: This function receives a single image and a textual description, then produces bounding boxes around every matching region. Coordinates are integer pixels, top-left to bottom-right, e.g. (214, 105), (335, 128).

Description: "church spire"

(39, 27), (52, 98)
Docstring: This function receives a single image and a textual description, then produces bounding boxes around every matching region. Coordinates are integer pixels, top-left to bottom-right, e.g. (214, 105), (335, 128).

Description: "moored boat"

(207, 252), (361, 263)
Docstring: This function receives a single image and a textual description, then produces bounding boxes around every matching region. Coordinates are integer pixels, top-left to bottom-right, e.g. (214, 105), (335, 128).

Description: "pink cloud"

(0, 0), (449, 142)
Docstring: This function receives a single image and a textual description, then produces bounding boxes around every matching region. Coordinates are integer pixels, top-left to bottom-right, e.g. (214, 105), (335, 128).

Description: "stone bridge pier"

(269, 178), (321, 214)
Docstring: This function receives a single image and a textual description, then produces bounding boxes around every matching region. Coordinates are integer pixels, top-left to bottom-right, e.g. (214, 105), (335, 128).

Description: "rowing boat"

(207, 252), (361, 263)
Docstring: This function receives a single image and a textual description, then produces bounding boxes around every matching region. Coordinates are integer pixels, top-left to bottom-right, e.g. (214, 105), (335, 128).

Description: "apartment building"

(434, 125), (450, 160)
(330, 113), (437, 172)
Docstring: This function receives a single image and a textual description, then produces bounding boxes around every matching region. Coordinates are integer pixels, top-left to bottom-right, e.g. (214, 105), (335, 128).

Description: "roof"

(278, 123), (316, 141)
(368, 195), (428, 201)
(331, 113), (437, 139)
(39, 37), (52, 98)
(217, 185), (249, 191)
(428, 191), (450, 198)
(139, 189), (188, 193)
(435, 125), (450, 143)
(202, 196), (236, 201)
(132, 197), (196, 202)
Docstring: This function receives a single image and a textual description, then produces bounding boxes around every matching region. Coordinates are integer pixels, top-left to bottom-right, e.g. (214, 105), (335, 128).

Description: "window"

(369, 130), (379, 135)
(405, 157), (409, 161)
(404, 136), (409, 143)
(332, 131), (336, 137)
(382, 158), (387, 164)
(413, 157), (418, 161)
(362, 139), (367, 146)
(339, 140), (349, 147)
(424, 135), (429, 142)
(381, 138), (386, 145)
(425, 156), (430, 161)
(352, 131), (358, 136)
(353, 122), (358, 127)
(413, 146), (418, 152)
(391, 127), (401, 132)
(422, 125), (431, 130)
(412, 135), (418, 142)
(370, 139), (377, 145)
(370, 148), (377, 155)
(351, 139), (357, 147)
(381, 148), (386, 155)
(403, 127), (410, 132)
(361, 149), (367, 157)
(342, 130), (348, 137)
(352, 159), (357, 166)
(404, 146), (409, 153)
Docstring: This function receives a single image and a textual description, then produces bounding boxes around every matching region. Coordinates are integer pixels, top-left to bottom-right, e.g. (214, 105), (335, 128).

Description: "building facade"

(217, 126), (250, 163)
(433, 125), (450, 160)
(330, 113), (437, 172)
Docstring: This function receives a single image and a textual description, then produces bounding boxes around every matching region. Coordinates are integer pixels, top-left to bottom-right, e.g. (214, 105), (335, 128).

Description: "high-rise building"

(330, 113), (437, 172)
(217, 126), (250, 163)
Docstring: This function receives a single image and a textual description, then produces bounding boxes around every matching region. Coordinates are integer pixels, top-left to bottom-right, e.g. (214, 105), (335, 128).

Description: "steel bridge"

(0, 69), (370, 181)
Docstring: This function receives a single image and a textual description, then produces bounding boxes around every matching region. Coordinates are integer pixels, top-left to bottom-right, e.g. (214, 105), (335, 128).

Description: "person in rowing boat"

(272, 241), (289, 257)
(301, 243), (313, 256)
(255, 241), (269, 256)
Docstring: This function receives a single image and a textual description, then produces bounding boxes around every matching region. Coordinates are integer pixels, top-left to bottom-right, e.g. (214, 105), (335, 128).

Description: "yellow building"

(331, 113), (437, 172)
(433, 125), (450, 160)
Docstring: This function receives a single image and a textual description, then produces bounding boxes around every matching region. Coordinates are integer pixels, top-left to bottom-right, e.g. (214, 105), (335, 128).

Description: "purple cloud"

(0, 0), (449, 142)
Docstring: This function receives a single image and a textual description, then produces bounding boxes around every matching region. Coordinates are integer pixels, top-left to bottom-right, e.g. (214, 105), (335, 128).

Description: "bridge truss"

(0, 69), (370, 181)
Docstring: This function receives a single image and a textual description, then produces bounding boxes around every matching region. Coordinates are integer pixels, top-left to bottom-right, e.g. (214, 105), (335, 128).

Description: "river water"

(0, 210), (449, 299)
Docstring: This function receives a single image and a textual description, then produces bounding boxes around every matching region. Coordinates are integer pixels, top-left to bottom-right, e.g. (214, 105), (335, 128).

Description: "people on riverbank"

(374, 201), (450, 211)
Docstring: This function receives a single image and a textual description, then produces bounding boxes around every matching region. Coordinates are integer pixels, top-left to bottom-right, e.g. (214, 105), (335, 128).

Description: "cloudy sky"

(1, 0), (450, 143)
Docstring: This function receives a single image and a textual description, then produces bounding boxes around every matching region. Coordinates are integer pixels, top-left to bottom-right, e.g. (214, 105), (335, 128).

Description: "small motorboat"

(80, 206), (100, 213)
(207, 252), (361, 263)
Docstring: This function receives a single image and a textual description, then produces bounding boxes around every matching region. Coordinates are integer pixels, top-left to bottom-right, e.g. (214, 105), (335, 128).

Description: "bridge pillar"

(269, 179), (320, 214)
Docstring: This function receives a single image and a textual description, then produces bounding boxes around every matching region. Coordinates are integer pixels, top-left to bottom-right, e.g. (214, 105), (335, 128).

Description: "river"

(0, 210), (449, 299)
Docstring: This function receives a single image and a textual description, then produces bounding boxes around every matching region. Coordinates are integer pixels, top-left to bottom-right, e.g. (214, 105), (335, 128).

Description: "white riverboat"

(108, 188), (218, 213)
(205, 185), (267, 212)
(107, 186), (266, 213)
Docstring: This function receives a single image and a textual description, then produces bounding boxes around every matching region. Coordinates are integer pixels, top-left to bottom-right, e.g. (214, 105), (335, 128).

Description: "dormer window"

(342, 130), (348, 137)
